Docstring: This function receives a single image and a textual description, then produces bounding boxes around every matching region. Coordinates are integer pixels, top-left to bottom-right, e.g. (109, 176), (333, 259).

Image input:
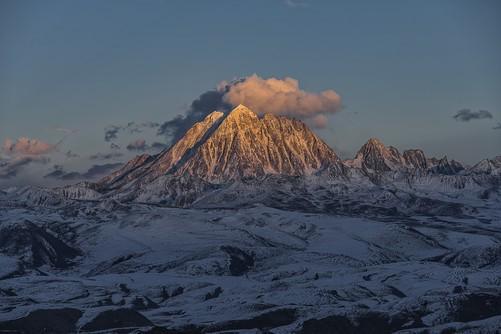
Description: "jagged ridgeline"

(4, 104), (500, 208)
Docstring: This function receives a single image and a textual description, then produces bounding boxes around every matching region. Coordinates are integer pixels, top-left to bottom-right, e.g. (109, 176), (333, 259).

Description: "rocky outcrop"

(345, 138), (405, 173)
(0, 308), (82, 334)
(0, 221), (80, 268)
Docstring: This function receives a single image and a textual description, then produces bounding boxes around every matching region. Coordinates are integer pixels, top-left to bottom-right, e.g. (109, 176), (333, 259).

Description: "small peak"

(366, 137), (385, 146)
(233, 104), (254, 113)
(227, 104), (257, 119)
(403, 148), (425, 155)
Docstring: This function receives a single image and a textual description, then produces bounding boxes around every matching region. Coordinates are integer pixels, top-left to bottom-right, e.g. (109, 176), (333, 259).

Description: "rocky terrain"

(1, 105), (500, 333)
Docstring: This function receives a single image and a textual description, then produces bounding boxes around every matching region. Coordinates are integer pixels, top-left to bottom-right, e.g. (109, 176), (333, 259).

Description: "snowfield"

(1, 192), (501, 333)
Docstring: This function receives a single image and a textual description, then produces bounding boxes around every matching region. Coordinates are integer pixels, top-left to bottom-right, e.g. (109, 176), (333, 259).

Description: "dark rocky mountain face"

(427, 156), (465, 175)
(0, 220), (80, 269)
(345, 138), (405, 173)
(402, 149), (427, 170)
(346, 137), (467, 177)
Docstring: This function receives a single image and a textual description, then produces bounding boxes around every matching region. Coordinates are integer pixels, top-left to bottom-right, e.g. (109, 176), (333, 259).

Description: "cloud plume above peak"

(157, 74), (341, 144)
(157, 89), (231, 144)
(222, 74), (341, 127)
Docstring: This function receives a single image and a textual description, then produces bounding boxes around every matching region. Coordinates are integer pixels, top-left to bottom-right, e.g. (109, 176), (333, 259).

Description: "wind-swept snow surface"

(1, 196), (501, 333)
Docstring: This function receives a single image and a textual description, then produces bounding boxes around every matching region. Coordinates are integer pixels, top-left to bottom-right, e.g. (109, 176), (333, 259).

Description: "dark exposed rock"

(300, 314), (355, 334)
(0, 221), (80, 268)
(221, 245), (254, 276)
(160, 286), (170, 301)
(452, 286), (466, 294)
(351, 138), (402, 173)
(81, 308), (153, 331)
(0, 288), (17, 296)
(386, 285), (406, 298)
(428, 156), (463, 175)
(139, 325), (203, 334)
(403, 149), (428, 170)
(171, 286), (184, 297)
(452, 292), (501, 322)
(204, 287), (223, 301)
(119, 282), (131, 294)
(132, 296), (159, 310)
(202, 308), (297, 332)
(0, 308), (82, 334)
(299, 311), (420, 334)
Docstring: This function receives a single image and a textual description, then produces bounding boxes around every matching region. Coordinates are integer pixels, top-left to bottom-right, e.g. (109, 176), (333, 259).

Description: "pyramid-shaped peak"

(97, 100), (346, 187)
(356, 137), (388, 156)
(347, 137), (405, 173)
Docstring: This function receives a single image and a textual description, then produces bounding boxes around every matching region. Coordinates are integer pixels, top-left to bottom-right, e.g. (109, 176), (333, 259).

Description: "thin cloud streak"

(44, 163), (123, 181)
(0, 156), (50, 179)
(89, 152), (123, 160)
(104, 122), (160, 142)
(453, 109), (493, 122)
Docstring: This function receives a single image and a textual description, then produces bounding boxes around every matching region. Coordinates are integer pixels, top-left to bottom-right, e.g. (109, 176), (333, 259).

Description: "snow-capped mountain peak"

(96, 104), (345, 196)
(175, 104), (343, 182)
(227, 104), (258, 120)
(345, 137), (405, 172)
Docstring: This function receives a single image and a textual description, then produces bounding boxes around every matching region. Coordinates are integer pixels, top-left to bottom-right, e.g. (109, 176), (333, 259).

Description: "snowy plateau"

(1, 105), (501, 334)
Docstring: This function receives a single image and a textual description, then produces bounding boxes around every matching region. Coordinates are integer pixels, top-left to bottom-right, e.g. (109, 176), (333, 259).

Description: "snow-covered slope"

(1, 196), (501, 333)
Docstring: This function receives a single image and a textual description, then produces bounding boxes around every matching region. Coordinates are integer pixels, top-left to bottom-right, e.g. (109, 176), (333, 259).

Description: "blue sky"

(1, 0), (500, 185)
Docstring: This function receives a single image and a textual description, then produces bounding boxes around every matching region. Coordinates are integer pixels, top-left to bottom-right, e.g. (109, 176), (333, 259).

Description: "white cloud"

(222, 74), (341, 128)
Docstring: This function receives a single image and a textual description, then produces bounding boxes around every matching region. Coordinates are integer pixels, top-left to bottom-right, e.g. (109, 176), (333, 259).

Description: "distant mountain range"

(2, 104), (500, 213)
